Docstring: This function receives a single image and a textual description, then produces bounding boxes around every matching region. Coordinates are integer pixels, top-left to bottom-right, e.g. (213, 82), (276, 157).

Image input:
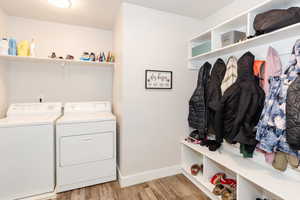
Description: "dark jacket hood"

(237, 52), (255, 81)
(197, 62), (211, 85)
(210, 58), (226, 85)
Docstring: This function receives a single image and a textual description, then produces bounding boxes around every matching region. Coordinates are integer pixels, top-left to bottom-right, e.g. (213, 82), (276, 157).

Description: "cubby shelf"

(0, 55), (115, 67)
(189, 22), (300, 62)
(181, 167), (220, 200)
(181, 141), (297, 200)
(188, 0), (300, 69)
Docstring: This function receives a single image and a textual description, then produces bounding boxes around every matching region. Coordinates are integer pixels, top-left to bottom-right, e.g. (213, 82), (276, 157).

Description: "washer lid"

(57, 112), (116, 124)
(0, 115), (61, 128)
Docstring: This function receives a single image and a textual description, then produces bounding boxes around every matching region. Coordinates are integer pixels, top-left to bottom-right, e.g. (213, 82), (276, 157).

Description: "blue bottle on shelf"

(8, 38), (17, 56)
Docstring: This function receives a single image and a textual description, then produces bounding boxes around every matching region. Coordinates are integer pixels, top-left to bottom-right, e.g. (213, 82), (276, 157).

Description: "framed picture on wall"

(145, 70), (173, 89)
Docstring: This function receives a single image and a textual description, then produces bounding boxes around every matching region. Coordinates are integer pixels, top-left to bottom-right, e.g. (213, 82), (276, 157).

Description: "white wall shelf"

(181, 140), (298, 200)
(188, 0), (300, 69)
(0, 55), (115, 67)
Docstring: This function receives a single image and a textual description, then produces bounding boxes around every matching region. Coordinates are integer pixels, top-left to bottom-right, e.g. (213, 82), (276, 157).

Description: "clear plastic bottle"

(30, 39), (36, 57)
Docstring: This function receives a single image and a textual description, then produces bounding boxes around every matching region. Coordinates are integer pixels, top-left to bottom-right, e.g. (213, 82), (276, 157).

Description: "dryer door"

(60, 132), (114, 166)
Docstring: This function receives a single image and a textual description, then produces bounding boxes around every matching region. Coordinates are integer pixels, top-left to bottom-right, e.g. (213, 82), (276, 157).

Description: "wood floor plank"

(50, 174), (210, 200)
(175, 174), (209, 200)
(144, 187), (159, 200)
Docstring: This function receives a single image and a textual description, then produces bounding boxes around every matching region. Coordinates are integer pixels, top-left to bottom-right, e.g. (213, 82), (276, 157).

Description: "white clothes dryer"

(56, 101), (116, 192)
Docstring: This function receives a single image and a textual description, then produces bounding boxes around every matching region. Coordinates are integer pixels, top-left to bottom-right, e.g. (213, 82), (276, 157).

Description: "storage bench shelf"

(181, 140), (299, 200)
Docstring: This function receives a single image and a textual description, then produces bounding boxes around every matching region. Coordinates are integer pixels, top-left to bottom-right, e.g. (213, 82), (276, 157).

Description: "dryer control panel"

(64, 102), (112, 113)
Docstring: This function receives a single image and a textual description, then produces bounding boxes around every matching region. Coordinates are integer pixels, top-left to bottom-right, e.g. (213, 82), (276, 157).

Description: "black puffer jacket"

(215, 52), (265, 146)
(287, 74), (300, 150)
(206, 59), (226, 135)
(188, 62), (212, 139)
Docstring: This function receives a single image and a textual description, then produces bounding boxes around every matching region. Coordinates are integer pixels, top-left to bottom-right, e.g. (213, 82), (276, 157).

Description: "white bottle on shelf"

(30, 38), (36, 57)
(0, 38), (9, 55)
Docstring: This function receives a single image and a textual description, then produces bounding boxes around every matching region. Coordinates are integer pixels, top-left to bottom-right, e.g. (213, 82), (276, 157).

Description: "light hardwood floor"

(49, 174), (210, 200)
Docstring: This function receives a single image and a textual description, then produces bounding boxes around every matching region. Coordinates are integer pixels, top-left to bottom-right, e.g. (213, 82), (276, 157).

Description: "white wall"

(7, 17), (113, 103)
(198, 0), (268, 32)
(0, 8), (7, 38)
(8, 17), (113, 58)
(116, 3), (202, 177)
(0, 8), (8, 117)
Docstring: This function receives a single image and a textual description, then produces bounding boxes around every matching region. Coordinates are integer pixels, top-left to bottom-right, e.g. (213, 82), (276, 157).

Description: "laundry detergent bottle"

(17, 40), (30, 56)
(8, 38), (17, 56)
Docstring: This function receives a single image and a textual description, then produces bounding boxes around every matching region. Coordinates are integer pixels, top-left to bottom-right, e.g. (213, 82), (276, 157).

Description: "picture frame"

(145, 70), (173, 89)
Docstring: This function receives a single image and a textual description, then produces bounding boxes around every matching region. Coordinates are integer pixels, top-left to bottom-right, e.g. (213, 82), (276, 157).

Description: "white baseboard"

(118, 165), (181, 188)
(18, 191), (56, 200)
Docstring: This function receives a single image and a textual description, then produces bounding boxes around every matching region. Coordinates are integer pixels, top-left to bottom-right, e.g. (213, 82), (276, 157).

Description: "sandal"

(191, 164), (203, 176)
(222, 178), (237, 188)
(221, 188), (236, 200)
(213, 184), (226, 196)
(211, 173), (226, 185)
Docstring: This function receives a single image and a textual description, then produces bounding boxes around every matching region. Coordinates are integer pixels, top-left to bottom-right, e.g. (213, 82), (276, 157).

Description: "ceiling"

(125, 0), (234, 19)
(0, 0), (234, 30)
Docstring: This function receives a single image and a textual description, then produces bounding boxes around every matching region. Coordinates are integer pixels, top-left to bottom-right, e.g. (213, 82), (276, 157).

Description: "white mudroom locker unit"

(0, 0), (300, 200)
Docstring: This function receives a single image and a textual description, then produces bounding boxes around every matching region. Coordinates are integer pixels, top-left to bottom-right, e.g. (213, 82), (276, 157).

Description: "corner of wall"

(0, 7), (8, 117)
(114, 2), (202, 184)
(112, 3), (124, 172)
(199, 0), (268, 32)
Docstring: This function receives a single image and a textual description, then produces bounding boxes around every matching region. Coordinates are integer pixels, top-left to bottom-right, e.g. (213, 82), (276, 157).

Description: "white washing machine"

(56, 101), (116, 192)
(0, 102), (62, 200)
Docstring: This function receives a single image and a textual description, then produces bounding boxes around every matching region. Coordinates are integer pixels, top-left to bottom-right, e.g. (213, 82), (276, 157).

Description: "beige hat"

(287, 154), (300, 169)
(272, 151), (288, 172)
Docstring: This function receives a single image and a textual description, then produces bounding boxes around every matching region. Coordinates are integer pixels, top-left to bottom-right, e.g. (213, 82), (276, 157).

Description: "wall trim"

(117, 165), (181, 188)
(19, 191), (56, 200)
